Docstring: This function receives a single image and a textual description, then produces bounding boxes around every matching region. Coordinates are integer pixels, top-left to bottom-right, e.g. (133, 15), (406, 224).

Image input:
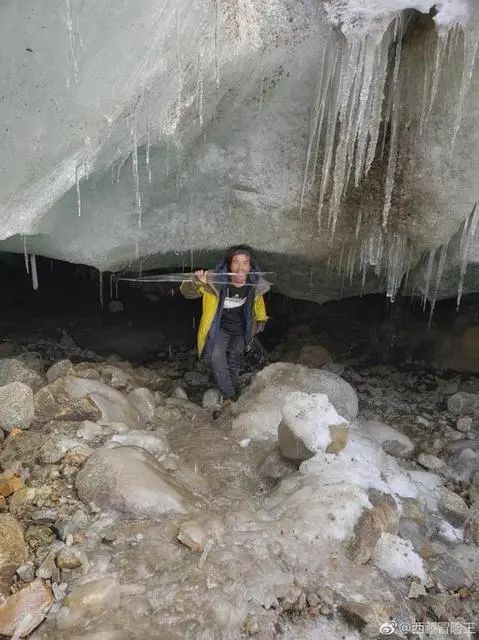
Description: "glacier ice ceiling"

(1, 0), (479, 306)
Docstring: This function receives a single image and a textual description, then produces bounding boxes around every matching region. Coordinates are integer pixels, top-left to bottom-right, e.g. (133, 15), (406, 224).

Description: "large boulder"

(0, 580), (53, 637)
(231, 363), (358, 441)
(56, 577), (120, 632)
(76, 446), (203, 518)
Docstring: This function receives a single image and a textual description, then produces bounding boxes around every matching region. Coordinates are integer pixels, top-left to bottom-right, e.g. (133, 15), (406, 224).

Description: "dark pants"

(209, 328), (245, 400)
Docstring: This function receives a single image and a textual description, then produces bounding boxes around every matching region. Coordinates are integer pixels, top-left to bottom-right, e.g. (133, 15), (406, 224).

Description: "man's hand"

(194, 269), (208, 284)
(255, 321), (266, 334)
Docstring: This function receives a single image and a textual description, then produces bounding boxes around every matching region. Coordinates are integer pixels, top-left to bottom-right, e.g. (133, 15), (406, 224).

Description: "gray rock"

(184, 371), (209, 388)
(0, 382), (34, 430)
(46, 359), (73, 383)
(202, 388), (222, 411)
(456, 416), (473, 432)
(56, 577), (121, 631)
(76, 446), (203, 518)
(126, 388), (156, 422)
(55, 509), (90, 541)
(172, 386), (188, 400)
(16, 561), (35, 582)
(447, 392), (479, 416)
(417, 453), (446, 471)
(438, 487), (469, 526)
(0, 359), (45, 392)
(0, 514), (30, 596)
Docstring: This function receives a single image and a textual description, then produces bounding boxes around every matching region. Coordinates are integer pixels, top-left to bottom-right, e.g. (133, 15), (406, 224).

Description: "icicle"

(145, 88), (152, 183)
(429, 241), (449, 325)
(214, 0), (220, 90)
(355, 209), (362, 239)
(110, 274), (114, 300)
(166, 139), (170, 177)
(168, 344), (172, 359)
(130, 120), (142, 229)
(457, 202), (479, 309)
(424, 31), (449, 127)
(196, 54), (204, 127)
(192, 315), (196, 329)
(75, 163), (82, 217)
(30, 255), (38, 291)
(451, 29), (479, 149)
(382, 18), (404, 229)
(190, 249), (194, 271)
(23, 236), (29, 275)
(65, 0), (79, 84)
(98, 270), (103, 307)
(309, 266), (314, 287)
(422, 248), (436, 310)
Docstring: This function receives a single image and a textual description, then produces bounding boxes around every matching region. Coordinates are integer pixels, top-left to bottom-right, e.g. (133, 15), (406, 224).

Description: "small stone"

(408, 581), (427, 598)
(177, 520), (208, 552)
(347, 492), (399, 564)
(56, 546), (83, 570)
(202, 388), (222, 411)
(417, 453), (446, 471)
(24, 525), (54, 550)
(0, 514), (30, 596)
(456, 416), (472, 433)
(306, 592), (319, 607)
(8, 487), (36, 519)
(55, 509), (89, 541)
(438, 487), (469, 527)
(172, 386), (188, 400)
(108, 300), (124, 313)
(16, 561), (35, 582)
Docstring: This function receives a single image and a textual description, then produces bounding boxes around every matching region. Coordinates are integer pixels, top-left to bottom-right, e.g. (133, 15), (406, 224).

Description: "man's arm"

(253, 295), (268, 333)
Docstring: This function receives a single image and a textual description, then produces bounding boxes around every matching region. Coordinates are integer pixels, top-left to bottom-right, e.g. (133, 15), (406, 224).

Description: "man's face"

(230, 253), (251, 285)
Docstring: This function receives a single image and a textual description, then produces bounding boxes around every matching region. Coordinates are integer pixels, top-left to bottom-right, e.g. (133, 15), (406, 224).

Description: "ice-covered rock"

(372, 533), (427, 582)
(231, 363), (358, 440)
(56, 577), (120, 632)
(361, 419), (415, 458)
(76, 446), (203, 518)
(278, 391), (349, 462)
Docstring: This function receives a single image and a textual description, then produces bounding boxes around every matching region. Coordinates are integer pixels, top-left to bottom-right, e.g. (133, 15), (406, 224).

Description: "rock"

(55, 509), (89, 542)
(0, 514), (30, 596)
(126, 388), (156, 422)
(0, 580), (53, 637)
(108, 430), (169, 457)
(456, 416), (473, 433)
(177, 520), (209, 551)
(464, 505), (479, 545)
(232, 363), (358, 440)
(408, 581), (427, 598)
(76, 420), (104, 441)
(76, 446), (203, 518)
(8, 487), (37, 519)
(296, 344), (332, 368)
(447, 392), (479, 416)
(16, 561), (35, 583)
(372, 533), (427, 581)
(202, 388), (222, 411)
(0, 359), (45, 392)
(56, 547), (84, 570)
(438, 487), (469, 526)
(278, 391), (349, 462)
(100, 364), (135, 390)
(24, 525), (54, 550)
(0, 383), (34, 431)
(339, 601), (393, 637)
(65, 377), (146, 428)
(0, 474), (24, 498)
(361, 419), (414, 458)
(46, 359), (73, 383)
(184, 371), (209, 388)
(31, 508), (58, 524)
(34, 379), (101, 424)
(172, 386), (188, 400)
(347, 492), (399, 564)
(417, 453), (446, 471)
(39, 435), (91, 464)
(56, 577), (120, 631)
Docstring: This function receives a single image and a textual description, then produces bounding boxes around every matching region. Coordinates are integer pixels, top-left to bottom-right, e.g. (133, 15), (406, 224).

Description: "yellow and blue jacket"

(180, 262), (270, 358)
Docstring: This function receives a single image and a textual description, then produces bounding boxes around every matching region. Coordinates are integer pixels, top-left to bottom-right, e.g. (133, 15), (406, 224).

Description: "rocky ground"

(0, 323), (478, 640)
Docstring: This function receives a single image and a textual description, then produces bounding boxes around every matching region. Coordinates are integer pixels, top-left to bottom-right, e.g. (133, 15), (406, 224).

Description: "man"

(180, 245), (270, 405)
